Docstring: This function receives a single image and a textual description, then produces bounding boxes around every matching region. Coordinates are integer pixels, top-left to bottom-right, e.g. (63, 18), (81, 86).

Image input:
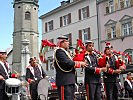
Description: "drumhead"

(38, 78), (51, 100)
(5, 78), (21, 86)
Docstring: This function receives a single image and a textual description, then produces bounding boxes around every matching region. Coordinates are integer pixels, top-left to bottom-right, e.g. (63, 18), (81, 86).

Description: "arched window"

(25, 11), (31, 20)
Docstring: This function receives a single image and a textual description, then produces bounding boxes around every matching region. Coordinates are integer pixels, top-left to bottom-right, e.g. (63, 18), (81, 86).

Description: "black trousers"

(30, 82), (38, 100)
(57, 84), (75, 100)
(85, 83), (101, 100)
(0, 89), (9, 100)
(104, 82), (118, 100)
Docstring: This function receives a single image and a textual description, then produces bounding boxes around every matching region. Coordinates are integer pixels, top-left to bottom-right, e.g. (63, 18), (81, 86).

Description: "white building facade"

(97, 0), (133, 64)
(40, 0), (99, 78)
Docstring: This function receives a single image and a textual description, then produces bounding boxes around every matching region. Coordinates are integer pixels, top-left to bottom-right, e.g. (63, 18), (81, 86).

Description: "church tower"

(13, 0), (39, 73)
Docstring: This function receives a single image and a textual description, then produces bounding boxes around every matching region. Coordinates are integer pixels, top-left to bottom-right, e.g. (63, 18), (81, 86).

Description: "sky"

(0, 0), (63, 51)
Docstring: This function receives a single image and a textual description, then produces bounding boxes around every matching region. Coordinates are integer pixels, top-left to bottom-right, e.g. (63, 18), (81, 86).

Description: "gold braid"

(54, 48), (73, 73)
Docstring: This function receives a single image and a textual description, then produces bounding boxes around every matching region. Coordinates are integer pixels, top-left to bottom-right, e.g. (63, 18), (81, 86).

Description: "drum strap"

(0, 61), (9, 78)
(38, 64), (43, 78)
(125, 79), (132, 89)
(86, 55), (92, 67)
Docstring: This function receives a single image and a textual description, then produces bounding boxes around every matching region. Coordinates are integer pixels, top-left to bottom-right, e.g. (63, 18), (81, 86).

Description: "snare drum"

(37, 78), (51, 100)
(5, 78), (21, 95)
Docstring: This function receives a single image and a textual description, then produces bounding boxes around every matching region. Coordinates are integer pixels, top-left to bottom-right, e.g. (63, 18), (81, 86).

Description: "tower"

(13, 0), (39, 73)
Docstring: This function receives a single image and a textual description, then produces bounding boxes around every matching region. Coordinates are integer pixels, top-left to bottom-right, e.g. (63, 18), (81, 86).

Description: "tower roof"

(13, 0), (39, 8)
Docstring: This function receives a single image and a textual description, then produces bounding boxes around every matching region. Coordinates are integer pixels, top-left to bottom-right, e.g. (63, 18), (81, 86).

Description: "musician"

(0, 50), (19, 100)
(54, 36), (87, 100)
(0, 50), (9, 100)
(124, 72), (133, 98)
(103, 43), (126, 100)
(84, 40), (107, 100)
(26, 57), (46, 100)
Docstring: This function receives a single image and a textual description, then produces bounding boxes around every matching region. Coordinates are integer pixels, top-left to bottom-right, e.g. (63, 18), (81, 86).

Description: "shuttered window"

(68, 33), (72, 46)
(109, 0), (114, 13)
(45, 22), (47, 33)
(46, 60), (48, 71)
(79, 28), (91, 42)
(48, 20), (53, 31)
(82, 28), (91, 42)
(78, 5), (89, 20)
(86, 6), (89, 17)
(60, 17), (63, 27)
(68, 13), (71, 24)
(79, 30), (82, 40)
(60, 13), (71, 26)
(106, 6), (109, 14)
(111, 26), (116, 38)
(88, 28), (91, 40)
(122, 22), (132, 36)
(78, 9), (81, 20)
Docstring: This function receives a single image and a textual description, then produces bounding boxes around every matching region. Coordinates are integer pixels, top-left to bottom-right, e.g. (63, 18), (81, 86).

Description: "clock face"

(25, 5), (31, 10)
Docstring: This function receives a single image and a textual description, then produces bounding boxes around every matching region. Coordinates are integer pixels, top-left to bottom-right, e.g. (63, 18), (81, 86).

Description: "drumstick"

(14, 70), (20, 76)
(14, 70), (18, 74)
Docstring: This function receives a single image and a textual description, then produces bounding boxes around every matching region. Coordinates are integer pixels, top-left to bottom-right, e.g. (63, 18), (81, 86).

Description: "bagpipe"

(39, 39), (131, 72)
(72, 40), (131, 72)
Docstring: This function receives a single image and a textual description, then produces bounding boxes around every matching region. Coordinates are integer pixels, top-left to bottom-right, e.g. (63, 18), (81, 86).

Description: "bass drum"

(37, 78), (51, 100)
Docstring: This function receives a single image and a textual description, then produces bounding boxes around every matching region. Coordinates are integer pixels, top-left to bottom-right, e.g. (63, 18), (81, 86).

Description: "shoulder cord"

(54, 48), (73, 73)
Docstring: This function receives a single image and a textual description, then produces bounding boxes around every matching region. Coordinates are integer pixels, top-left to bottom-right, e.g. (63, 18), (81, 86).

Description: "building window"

(79, 28), (90, 42)
(25, 11), (31, 20)
(124, 49), (133, 64)
(118, 0), (131, 9)
(48, 20), (53, 31)
(111, 26), (116, 38)
(82, 7), (88, 19)
(83, 28), (89, 41)
(63, 15), (69, 26)
(106, 26), (116, 39)
(60, 13), (71, 27)
(124, 0), (130, 7)
(79, 6), (89, 20)
(109, 0), (114, 13)
(105, 0), (114, 14)
(105, 2), (110, 14)
(122, 22), (132, 36)
(105, 19), (117, 39)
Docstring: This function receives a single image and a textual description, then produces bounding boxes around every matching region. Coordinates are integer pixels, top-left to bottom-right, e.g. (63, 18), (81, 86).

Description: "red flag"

(42, 40), (56, 47)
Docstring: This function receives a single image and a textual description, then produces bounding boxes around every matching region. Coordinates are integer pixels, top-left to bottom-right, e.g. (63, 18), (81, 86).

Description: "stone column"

(20, 35), (31, 100)
(21, 36), (30, 76)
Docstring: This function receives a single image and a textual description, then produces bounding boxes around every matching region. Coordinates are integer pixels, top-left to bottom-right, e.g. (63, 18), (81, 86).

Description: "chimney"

(61, 0), (70, 6)
(61, 1), (66, 6)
